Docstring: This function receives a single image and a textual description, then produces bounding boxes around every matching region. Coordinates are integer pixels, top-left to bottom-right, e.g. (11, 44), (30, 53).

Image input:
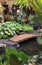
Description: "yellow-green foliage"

(14, 0), (29, 6)
(29, 0), (42, 23)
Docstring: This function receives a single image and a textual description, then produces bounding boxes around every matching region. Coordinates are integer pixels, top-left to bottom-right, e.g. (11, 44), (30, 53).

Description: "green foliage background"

(29, 0), (42, 24)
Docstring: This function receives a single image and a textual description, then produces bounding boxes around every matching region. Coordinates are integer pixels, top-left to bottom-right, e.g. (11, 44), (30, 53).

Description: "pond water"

(0, 37), (42, 56)
(19, 38), (42, 56)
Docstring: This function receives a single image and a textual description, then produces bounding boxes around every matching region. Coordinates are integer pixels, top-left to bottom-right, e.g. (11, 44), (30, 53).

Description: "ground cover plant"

(0, 47), (42, 65)
(0, 21), (33, 39)
(0, 48), (28, 65)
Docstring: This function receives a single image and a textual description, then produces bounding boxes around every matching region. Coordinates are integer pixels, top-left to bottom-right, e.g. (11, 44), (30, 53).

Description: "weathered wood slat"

(9, 34), (37, 43)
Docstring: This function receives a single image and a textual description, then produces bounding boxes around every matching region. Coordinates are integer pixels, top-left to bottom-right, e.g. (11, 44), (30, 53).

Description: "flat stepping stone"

(0, 41), (19, 48)
(0, 43), (6, 47)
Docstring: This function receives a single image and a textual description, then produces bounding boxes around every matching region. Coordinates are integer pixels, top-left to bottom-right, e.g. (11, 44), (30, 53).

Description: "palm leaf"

(29, 0), (42, 23)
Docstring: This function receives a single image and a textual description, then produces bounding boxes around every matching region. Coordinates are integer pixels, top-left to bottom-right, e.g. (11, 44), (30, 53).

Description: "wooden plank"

(9, 33), (37, 43)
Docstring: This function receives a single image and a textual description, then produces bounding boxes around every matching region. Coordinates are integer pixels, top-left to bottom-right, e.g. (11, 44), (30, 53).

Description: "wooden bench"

(9, 33), (37, 43)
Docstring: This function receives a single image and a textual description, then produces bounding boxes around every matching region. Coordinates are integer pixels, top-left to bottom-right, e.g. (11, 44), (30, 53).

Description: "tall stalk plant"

(29, 0), (42, 24)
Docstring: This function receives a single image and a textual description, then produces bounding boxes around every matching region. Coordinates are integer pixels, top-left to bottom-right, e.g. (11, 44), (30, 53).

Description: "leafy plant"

(0, 48), (28, 65)
(29, 0), (42, 24)
(9, 54), (20, 65)
(0, 21), (33, 39)
(23, 24), (33, 31)
(0, 4), (5, 10)
(0, 21), (22, 39)
(0, 15), (2, 20)
(8, 0), (29, 7)
(14, 0), (29, 6)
